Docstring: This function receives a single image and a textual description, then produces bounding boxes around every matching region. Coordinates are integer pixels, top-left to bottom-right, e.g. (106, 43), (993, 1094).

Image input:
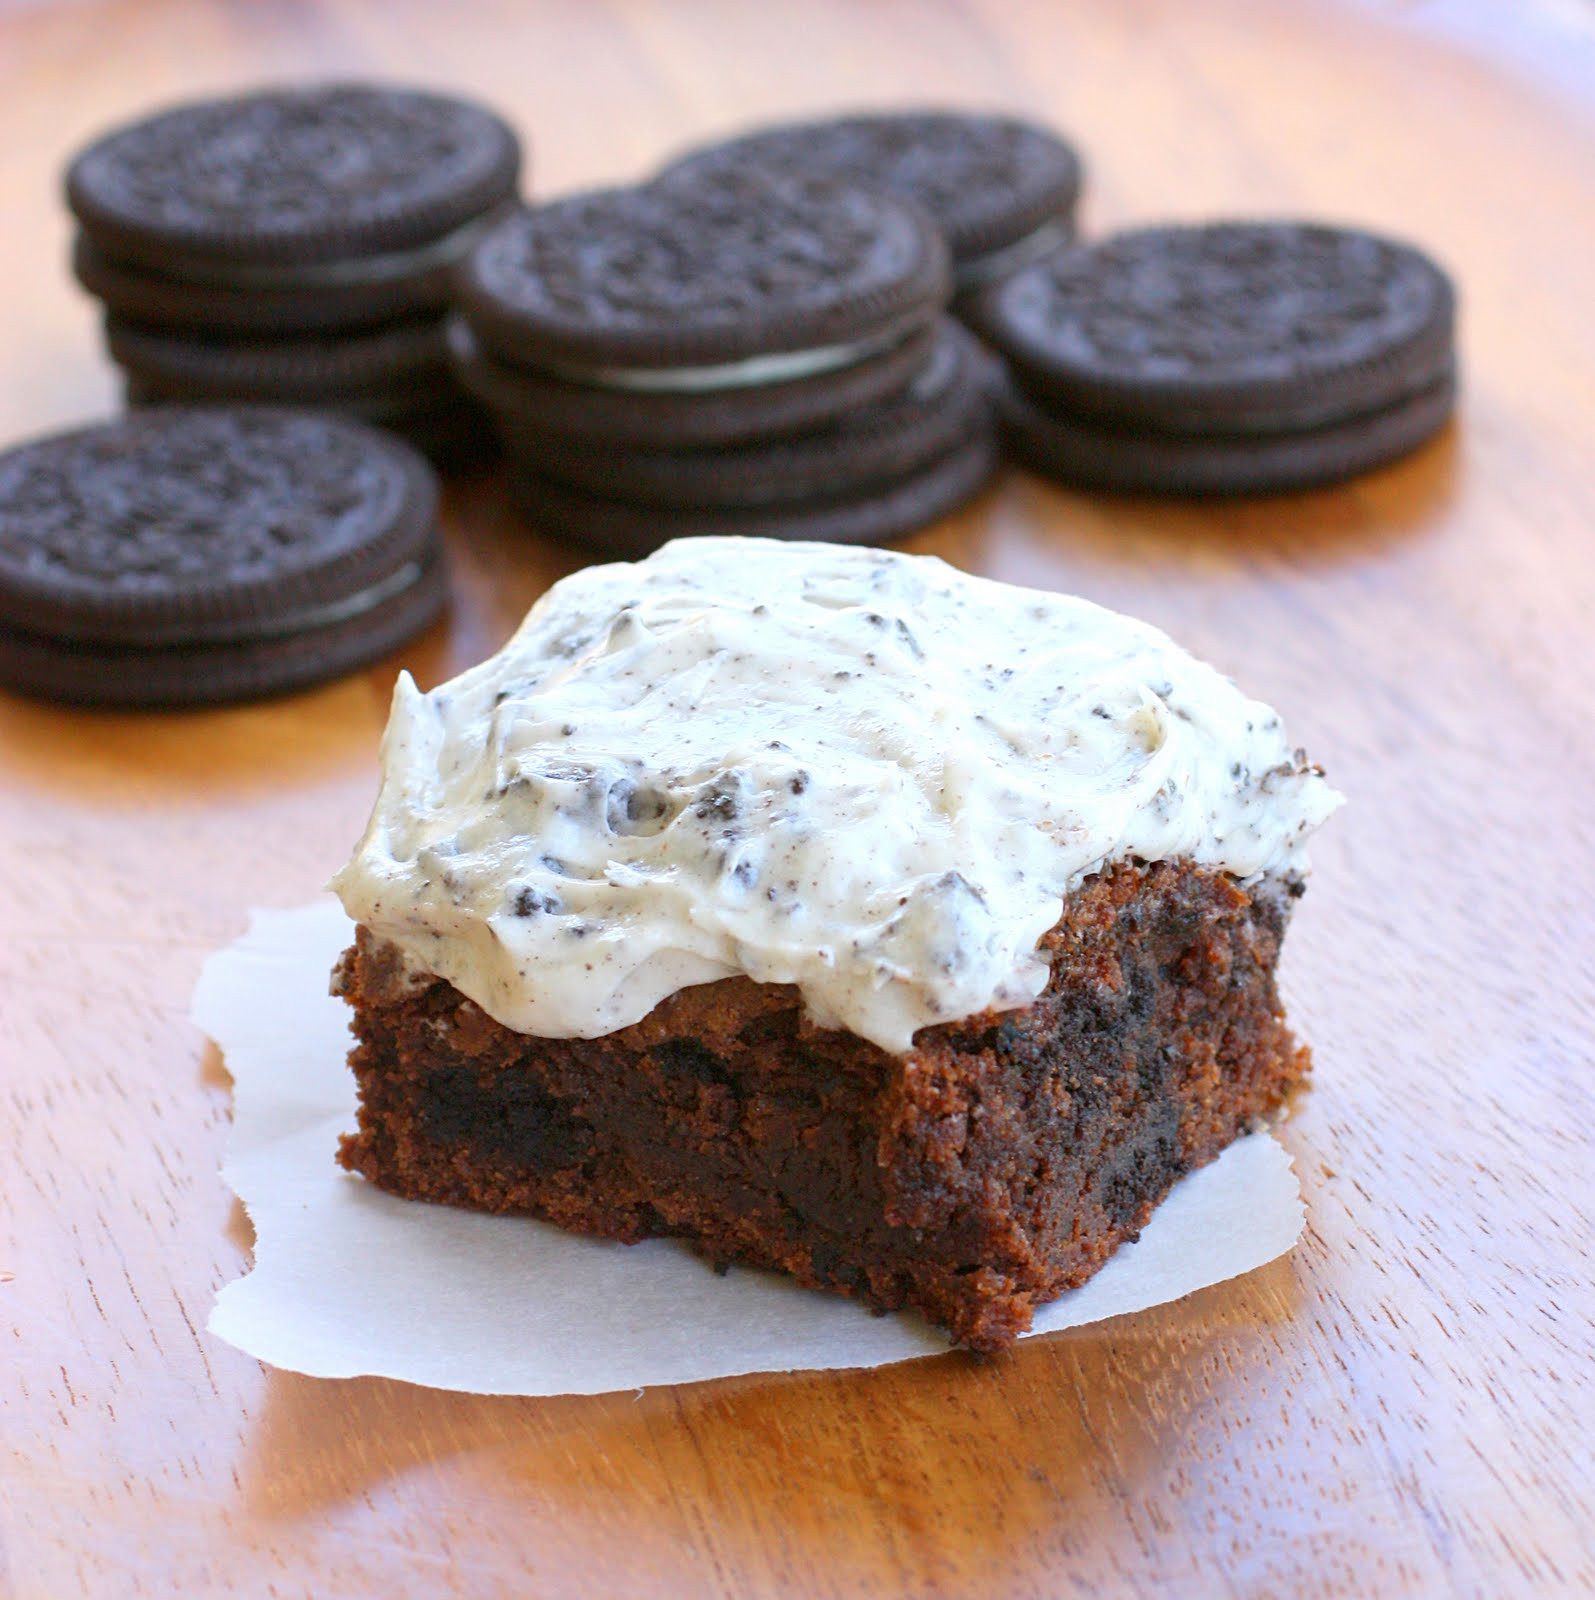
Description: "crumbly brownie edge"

(334, 860), (1310, 1351)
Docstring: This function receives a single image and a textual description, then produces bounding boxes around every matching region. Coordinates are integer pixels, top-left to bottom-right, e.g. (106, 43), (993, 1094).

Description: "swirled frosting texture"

(333, 539), (1340, 1053)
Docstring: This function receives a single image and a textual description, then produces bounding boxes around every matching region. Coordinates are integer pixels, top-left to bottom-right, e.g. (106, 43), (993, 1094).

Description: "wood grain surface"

(3, 1), (1593, 1595)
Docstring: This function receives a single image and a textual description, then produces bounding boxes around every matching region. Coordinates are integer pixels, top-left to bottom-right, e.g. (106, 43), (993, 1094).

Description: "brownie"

(334, 858), (1307, 1352)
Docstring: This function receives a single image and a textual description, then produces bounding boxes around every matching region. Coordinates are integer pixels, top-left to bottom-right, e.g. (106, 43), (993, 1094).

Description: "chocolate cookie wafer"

(663, 110), (1083, 299)
(105, 317), (450, 405)
(507, 433), (998, 559)
(454, 171), (946, 378)
(512, 318), (990, 508)
(973, 220), (1457, 495)
(996, 362), (1458, 495)
(108, 317), (495, 467)
(446, 316), (941, 450)
(0, 407), (446, 706)
(67, 85), (521, 316)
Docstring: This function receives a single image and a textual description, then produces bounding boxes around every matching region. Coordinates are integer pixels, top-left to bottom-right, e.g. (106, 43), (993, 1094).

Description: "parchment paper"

(193, 901), (1305, 1395)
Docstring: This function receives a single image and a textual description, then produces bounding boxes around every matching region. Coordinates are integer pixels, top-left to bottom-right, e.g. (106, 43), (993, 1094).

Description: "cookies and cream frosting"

(332, 538), (1341, 1053)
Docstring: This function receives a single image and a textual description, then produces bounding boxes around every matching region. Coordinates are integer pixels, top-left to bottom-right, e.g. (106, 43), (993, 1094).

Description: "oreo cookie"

(0, 407), (447, 706)
(106, 317), (449, 405)
(997, 363), (1458, 495)
(67, 85), (521, 285)
(447, 315), (940, 450)
(510, 319), (989, 507)
(72, 233), (463, 336)
(65, 85), (524, 461)
(662, 111), (1082, 298)
(454, 171), (947, 374)
(974, 221), (1458, 495)
(454, 171), (990, 552)
(107, 316), (496, 467)
(508, 433), (998, 559)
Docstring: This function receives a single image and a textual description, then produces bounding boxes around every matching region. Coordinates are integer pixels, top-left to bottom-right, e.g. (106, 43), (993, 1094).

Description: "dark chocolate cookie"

(974, 221), (1456, 432)
(447, 315), (940, 449)
(507, 432), (998, 558)
(662, 111), (1082, 288)
(998, 363), (1457, 495)
(454, 172), (948, 371)
(512, 319), (990, 509)
(72, 231), (469, 334)
(0, 407), (446, 704)
(105, 317), (451, 405)
(121, 378), (493, 470)
(0, 550), (447, 709)
(66, 85), (522, 268)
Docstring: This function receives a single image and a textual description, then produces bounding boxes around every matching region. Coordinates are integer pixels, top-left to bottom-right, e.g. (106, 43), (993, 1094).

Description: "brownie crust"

(335, 859), (1308, 1350)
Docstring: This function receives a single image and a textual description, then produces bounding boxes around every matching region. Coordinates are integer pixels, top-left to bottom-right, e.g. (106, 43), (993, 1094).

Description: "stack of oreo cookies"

(449, 170), (998, 554)
(0, 407), (447, 707)
(970, 221), (1458, 495)
(662, 110), (1083, 310)
(65, 85), (523, 463)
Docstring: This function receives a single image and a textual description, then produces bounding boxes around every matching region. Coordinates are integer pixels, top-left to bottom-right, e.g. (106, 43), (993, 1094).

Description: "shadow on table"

(0, 665), (393, 800)
(233, 1256), (1301, 1581)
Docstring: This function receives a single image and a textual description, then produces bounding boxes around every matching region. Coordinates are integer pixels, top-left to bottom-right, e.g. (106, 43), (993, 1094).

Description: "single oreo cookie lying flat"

(661, 111), (1082, 293)
(107, 315), (494, 464)
(447, 314), (939, 450)
(997, 364), (1458, 496)
(454, 172), (948, 373)
(67, 84), (522, 272)
(975, 221), (1456, 432)
(513, 319), (990, 509)
(973, 220), (1457, 494)
(0, 407), (446, 706)
(106, 317), (451, 406)
(71, 225), (496, 336)
(508, 432), (998, 560)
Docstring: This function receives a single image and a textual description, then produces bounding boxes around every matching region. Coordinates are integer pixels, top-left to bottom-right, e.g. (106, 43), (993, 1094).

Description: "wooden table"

(4, 2), (1592, 1594)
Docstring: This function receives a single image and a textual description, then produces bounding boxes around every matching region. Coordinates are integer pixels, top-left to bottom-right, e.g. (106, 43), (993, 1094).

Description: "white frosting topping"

(332, 539), (1341, 1053)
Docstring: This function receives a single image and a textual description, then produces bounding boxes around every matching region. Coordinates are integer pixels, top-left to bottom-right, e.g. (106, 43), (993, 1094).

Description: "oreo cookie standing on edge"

(0, 407), (447, 707)
(661, 111), (1083, 295)
(972, 220), (1458, 495)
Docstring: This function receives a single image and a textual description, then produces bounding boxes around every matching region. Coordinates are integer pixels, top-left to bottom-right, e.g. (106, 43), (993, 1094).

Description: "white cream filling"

(953, 218), (1076, 292)
(540, 324), (911, 394)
